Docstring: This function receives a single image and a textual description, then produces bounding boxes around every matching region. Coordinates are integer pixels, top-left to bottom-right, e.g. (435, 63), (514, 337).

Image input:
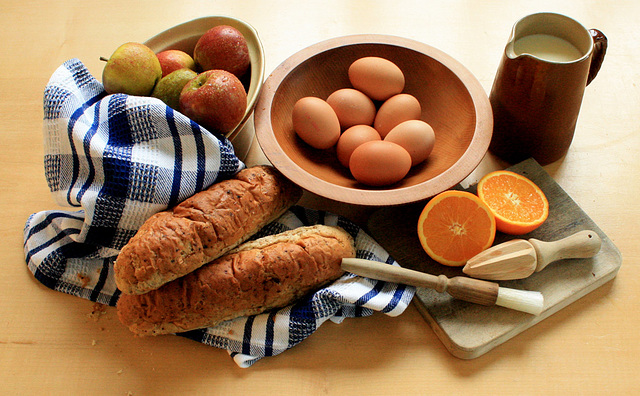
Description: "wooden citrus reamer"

(463, 230), (602, 280)
(341, 258), (544, 315)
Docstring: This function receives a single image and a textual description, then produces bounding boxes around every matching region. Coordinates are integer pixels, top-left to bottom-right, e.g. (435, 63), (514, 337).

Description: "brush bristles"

(496, 287), (544, 315)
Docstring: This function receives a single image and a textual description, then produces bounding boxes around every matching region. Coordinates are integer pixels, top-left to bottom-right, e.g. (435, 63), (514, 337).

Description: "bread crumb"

(91, 339), (97, 346)
(117, 368), (124, 375)
(87, 303), (107, 321)
(77, 272), (91, 287)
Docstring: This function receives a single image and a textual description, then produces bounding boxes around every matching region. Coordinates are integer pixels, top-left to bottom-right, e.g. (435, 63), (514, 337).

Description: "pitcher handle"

(587, 29), (607, 85)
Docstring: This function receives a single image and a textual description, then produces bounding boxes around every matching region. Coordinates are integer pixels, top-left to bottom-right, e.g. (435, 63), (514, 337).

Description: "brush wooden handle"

(528, 230), (602, 273)
(341, 258), (499, 306)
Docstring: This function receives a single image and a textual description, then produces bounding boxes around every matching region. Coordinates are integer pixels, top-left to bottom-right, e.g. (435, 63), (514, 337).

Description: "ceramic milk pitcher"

(489, 12), (607, 165)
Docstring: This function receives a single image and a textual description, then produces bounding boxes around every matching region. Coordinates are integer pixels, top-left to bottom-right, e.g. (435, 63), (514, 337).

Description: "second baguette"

(116, 225), (356, 336)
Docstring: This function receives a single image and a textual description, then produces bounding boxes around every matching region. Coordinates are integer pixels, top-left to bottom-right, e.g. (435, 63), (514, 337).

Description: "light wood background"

(2, 1), (638, 395)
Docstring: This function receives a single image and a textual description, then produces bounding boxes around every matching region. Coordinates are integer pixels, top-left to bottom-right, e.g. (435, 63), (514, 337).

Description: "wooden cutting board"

(367, 158), (622, 359)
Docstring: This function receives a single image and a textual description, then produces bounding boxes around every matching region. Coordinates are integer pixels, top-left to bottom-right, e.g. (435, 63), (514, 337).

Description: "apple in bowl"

(179, 69), (247, 135)
(156, 49), (196, 77)
(193, 25), (250, 78)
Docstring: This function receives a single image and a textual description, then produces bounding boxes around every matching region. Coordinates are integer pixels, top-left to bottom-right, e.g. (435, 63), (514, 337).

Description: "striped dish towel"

(24, 58), (244, 305)
(180, 206), (416, 367)
(23, 58), (416, 368)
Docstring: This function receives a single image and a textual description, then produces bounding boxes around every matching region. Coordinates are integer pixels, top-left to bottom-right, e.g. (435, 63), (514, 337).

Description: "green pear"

(151, 68), (198, 110)
(101, 42), (162, 96)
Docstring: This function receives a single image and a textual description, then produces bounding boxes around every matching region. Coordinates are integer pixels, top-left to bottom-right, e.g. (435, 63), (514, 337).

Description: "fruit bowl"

(145, 16), (265, 160)
(254, 34), (493, 206)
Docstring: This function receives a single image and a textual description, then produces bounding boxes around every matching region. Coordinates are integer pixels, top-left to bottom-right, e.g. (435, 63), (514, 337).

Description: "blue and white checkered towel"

(23, 58), (416, 368)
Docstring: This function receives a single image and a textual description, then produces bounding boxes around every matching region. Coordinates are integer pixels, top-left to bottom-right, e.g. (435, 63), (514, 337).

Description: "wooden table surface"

(2, 1), (638, 394)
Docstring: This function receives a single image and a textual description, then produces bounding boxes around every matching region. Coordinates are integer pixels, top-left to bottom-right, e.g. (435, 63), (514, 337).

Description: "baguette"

(114, 165), (303, 295)
(116, 225), (356, 336)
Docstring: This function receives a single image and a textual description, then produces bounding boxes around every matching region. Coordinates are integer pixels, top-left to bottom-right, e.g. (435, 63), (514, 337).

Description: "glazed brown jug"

(489, 12), (607, 165)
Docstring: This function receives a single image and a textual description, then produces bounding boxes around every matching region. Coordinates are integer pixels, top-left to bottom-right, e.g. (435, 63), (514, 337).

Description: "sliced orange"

(417, 190), (496, 266)
(477, 170), (549, 235)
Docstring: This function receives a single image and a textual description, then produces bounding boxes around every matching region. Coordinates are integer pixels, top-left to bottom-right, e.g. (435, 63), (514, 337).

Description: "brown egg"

(348, 57), (405, 101)
(374, 93), (422, 138)
(326, 88), (376, 130)
(385, 120), (436, 166)
(336, 125), (381, 168)
(292, 96), (341, 149)
(349, 140), (412, 186)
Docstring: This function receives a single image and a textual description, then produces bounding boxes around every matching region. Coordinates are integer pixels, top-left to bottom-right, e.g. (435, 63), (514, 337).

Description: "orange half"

(417, 190), (496, 266)
(477, 170), (549, 235)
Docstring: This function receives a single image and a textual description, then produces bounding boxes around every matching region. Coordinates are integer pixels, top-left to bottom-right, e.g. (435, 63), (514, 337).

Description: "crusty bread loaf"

(116, 225), (356, 336)
(114, 165), (303, 295)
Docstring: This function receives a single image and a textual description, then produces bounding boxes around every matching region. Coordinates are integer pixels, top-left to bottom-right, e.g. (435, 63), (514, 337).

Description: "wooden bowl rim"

(254, 34), (493, 206)
(144, 15), (266, 141)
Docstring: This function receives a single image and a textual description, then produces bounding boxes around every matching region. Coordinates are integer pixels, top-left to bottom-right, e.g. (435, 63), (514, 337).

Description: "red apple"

(193, 25), (250, 78)
(156, 49), (196, 77)
(179, 70), (247, 135)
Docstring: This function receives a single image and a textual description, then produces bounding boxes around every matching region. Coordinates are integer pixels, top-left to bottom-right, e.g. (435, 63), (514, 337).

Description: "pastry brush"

(463, 230), (601, 280)
(341, 258), (544, 315)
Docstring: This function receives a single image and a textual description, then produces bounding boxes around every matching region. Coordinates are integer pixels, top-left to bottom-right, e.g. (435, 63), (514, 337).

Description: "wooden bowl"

(254, 35), (492, 206)
(144, 16), (265, 159)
